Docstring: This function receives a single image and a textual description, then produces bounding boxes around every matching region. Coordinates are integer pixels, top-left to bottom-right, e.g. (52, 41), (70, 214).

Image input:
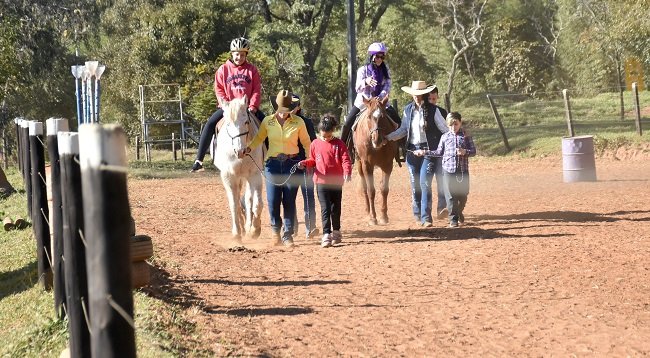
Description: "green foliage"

(491, 19), (553, 94)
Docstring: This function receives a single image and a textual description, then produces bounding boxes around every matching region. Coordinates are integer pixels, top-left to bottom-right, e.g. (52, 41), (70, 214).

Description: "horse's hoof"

(249, 228), (261, 239)
(378, 218), (389, 225)
(368, 218), (377, 226)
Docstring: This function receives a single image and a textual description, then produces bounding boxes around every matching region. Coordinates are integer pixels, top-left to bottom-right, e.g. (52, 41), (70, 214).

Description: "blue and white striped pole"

(71, 66), (84, 127)
(73, 61), (106, 125)
(95, 65), (106, 123)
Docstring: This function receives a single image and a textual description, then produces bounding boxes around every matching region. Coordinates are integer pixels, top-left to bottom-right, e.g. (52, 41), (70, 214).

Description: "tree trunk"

(0, 167), (15, 198)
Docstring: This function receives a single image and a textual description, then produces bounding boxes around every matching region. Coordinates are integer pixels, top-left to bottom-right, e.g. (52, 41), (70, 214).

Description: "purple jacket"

(354, 63), (392, 108)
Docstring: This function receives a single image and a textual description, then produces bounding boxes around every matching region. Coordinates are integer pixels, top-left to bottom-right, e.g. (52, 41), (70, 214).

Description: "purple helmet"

(367, 42), (387, 55)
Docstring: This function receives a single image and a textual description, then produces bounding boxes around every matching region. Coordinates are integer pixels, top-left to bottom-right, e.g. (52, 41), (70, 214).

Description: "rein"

(245, 153), (302, 187)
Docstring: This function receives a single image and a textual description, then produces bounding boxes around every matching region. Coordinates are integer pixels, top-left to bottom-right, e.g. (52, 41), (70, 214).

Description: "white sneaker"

(331, 230), (342, 244)
(321, 234), (332, 248)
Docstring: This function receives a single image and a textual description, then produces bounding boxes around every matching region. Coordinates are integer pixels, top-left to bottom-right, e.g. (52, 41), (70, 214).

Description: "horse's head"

(223, 96), (252, 153)
(362, 96), (390, 149)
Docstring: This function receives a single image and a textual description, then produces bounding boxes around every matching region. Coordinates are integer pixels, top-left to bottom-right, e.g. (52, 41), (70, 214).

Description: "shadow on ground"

(0, 261), (38, 301)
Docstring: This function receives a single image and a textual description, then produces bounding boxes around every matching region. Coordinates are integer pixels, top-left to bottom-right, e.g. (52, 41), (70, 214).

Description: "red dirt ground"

(130, 155), (650, 356)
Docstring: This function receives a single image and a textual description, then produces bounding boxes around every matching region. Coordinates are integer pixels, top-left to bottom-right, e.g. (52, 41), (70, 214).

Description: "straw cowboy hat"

(401, 81), (437, 96)
(274, 90), (294, 113)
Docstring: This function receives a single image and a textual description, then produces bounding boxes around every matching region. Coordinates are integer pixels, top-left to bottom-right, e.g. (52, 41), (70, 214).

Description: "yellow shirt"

(248, 114), (311, 160)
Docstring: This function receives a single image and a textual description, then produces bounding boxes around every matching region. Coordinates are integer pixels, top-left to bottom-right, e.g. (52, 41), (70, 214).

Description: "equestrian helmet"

(230, 37), (250, 52)
(367, 42), (387, 55)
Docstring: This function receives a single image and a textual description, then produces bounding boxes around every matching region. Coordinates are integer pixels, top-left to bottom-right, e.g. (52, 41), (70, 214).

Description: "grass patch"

(0, 167), (207, 357)
(126, 146), (218, 179)
(461, 90), (650, 157)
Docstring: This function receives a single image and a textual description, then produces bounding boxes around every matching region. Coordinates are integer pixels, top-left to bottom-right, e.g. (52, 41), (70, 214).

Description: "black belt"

(408, 143), (429, 150)
(268, 153), (299, 161)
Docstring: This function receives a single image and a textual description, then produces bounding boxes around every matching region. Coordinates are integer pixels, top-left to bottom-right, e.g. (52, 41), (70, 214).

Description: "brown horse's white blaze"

(353, 97), (398, 225)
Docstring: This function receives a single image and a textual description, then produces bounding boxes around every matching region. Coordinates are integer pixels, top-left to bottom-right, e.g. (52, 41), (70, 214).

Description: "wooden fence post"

(79, 124), (136, 358)
(562, 89), (575, 137)
(29, 121), (52, 290)
(46, 118), (69, 318)
(59, 132), (91, 358)
(15, 119), (23, 172)
(172, 133), (177, 161)
(486, 94), (511, 152)
(633, 82), (643, 136)
(21, 120), (33, 217)
(135, 136), (140, 161)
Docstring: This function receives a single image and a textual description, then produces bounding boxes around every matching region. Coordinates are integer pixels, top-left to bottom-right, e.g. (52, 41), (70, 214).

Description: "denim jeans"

(434, 157), (446, 213)
(406, 151), (436, 223)
(299, 170), (317, 234)
(265, 157), (300, 240)
(442, 171), (470, 222)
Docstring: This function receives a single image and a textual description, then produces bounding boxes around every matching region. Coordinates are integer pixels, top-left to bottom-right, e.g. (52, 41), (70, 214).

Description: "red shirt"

(214, 60), (262, 111)
(302, 138), (352, 186)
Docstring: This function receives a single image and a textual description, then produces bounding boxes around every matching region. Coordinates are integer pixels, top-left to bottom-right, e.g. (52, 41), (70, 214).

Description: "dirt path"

(130, 156), (650, 356)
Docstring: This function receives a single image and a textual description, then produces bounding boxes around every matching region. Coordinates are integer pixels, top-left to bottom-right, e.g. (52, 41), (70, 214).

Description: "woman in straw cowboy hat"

(240, 90), (312, 247)
(385, 81), (449, 227)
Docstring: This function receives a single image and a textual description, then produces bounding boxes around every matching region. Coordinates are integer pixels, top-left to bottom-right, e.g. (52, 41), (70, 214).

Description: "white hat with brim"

(401, 81), (437, 96)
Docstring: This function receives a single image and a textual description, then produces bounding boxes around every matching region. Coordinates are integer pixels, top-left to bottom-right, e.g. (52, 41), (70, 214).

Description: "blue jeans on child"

(406, 149), (436, 223)
(265, 157), (301, 241)
(442, 171), (470, 223)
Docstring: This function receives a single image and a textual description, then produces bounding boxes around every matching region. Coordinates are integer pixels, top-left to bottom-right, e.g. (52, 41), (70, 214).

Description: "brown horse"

(353, 97), (398, 225)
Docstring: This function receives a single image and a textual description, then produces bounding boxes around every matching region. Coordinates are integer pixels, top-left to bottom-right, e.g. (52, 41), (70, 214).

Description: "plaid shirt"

(425, 129), (476, 174)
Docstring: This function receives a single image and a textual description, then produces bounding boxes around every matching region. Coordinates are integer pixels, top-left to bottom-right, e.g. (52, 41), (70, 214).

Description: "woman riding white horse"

(214, 96), (264, 240)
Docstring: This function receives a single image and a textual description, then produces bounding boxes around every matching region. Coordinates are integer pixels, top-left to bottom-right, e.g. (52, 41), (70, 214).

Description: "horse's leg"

(363, 163), (377, 225)
(242, 180), (253, 236)
(221, 173), (242, 241)
(378, 165), (392, 225)
(357, 161), (371, 223)
(248, 173), (263, 239)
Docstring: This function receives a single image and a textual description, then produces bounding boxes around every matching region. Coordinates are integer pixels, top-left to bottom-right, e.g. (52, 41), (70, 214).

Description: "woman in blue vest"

(386, 81), (449, 227)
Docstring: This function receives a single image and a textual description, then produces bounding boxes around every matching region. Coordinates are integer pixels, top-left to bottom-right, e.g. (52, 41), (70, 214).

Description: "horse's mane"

(361, 97), (391, 129)
(225, 97), (247, 123)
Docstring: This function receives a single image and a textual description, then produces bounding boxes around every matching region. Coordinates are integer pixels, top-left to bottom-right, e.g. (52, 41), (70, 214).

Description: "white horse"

(213, 97), (264, 241)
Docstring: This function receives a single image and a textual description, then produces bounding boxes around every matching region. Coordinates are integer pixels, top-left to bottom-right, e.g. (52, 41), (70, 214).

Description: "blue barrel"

(562, 135), (597, 182)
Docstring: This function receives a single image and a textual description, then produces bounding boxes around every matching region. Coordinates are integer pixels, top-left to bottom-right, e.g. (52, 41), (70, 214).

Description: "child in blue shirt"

(413, 112), (476, 227)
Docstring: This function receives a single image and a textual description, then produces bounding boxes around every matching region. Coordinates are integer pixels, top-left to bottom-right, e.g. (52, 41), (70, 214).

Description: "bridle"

(224, 112), (251, 155)
(366, 105), (387, 148)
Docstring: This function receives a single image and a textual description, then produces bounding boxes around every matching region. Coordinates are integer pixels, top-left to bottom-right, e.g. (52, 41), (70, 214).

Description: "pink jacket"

(214, 60), (262, 111)
(301, 138), (352, 186)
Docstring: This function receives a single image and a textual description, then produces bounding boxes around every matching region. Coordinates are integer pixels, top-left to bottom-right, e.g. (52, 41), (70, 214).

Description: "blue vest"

(403, 102), (443, 150)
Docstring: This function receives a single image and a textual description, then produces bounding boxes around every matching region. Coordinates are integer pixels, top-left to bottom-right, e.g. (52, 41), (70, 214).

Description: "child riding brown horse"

(353, 97), (398, 225)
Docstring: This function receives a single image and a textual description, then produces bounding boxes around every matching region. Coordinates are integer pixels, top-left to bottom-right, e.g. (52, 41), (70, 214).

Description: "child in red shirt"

(300, 114), (352, 247)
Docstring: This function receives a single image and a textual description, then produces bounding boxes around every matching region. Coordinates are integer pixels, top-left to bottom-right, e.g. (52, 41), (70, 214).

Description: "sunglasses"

(374, 54), (385, 59)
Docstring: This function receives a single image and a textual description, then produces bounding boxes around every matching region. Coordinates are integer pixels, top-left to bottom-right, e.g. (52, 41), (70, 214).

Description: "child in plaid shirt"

(413, 112), (476, 227)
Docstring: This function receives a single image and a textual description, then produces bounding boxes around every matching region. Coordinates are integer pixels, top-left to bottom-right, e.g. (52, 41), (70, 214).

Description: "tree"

(0, 167), (15, 198)
(98, 0), (248, 136)
(427, 0), (488, 110)
(256, 0), (340, 108)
